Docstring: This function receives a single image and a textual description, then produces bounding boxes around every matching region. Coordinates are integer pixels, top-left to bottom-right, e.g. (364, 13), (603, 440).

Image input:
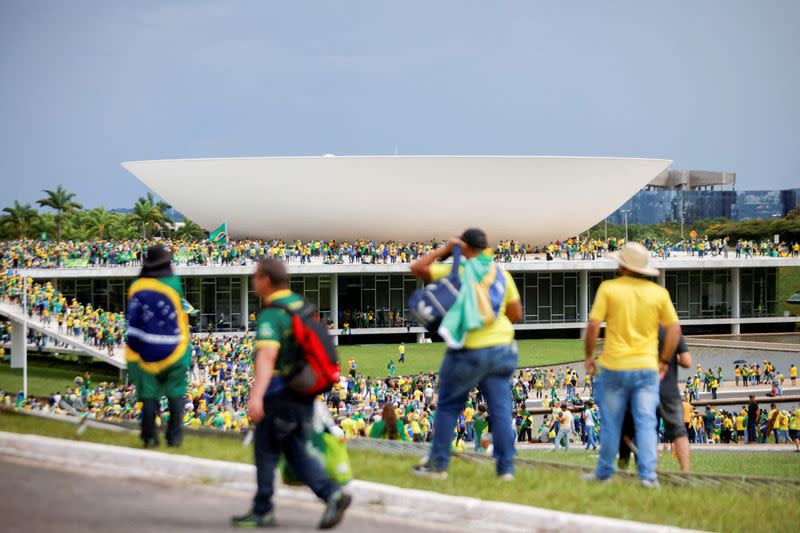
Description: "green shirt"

(255, 289), (305, 375)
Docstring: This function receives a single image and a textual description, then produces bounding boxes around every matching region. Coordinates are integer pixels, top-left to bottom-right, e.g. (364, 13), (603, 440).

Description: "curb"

(0, 431), (700, 533)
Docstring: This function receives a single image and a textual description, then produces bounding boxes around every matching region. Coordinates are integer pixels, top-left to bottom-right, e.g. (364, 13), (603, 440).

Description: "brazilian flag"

(210, 223), (228, 243)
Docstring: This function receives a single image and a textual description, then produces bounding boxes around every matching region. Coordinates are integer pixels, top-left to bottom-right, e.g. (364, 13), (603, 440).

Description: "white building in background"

(121, 155), (671, 243)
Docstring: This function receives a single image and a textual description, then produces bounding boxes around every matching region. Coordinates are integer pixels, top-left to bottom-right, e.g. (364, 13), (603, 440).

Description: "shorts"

(790, 429), (800, 441)
(657, 393), (688, 441)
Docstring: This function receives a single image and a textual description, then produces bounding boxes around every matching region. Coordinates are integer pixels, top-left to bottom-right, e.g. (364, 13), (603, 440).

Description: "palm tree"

(109, 215), (141, 240)
(36, 185), (83, 241)
(141, 193), (174, 237)
(174, 218), (207, 240)
(85, 207), (116, 240)
(1, 201), (40, 239)
(129, 197), (165, 239)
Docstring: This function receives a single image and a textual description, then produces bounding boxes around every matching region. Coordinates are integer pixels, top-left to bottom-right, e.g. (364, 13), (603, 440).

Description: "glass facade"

(665, 269), (732, 319)
(336, 274), (418, 328)
(54, 278), (132, 314)
(740, 268), (777, 317)
(512, 272), (581, 324)
(43, 265), (782, 333)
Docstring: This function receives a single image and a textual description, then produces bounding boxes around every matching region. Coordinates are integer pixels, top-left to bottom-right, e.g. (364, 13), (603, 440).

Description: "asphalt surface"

(0, 457), (448, 533)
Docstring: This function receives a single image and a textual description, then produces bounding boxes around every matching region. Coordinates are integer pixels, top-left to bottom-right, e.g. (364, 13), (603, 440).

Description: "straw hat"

(611, 242), (660, 277)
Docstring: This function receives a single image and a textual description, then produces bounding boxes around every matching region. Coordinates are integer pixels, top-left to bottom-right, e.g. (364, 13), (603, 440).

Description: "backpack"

(407, 245), (462, 332)
(268, 300), (340, 395)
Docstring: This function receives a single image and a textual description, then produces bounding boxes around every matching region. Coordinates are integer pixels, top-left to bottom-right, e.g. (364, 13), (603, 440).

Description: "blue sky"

(1, 0), (798, 208)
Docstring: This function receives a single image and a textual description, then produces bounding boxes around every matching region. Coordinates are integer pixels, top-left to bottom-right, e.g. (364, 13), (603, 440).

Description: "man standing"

(125, 246), (190, 448)
(657, 327), (692, 472)
(398, 342), (406, 364)
(410, 229), (522, 479)
(583, 242), (681, 488)
(232, 258), (350, 529)
(747, 394), (760, 445)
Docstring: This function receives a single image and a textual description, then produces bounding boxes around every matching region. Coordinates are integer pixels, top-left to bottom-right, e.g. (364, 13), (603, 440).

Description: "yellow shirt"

(430, 262), (520, 349)
(791, 367), (797, 378)
(340, 418), (357, 438)
(589, 276), (679, 371)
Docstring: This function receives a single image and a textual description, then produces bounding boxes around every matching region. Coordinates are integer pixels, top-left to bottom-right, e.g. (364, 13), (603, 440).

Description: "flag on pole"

(181, 298), (200, 316)
(210, 222), (228, 243)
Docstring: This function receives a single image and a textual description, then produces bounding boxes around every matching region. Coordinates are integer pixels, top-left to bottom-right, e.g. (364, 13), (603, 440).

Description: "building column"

(731, 267), (741, 335)
(240, 275), (249, 332)
(330, 274), (339, 346)
(657, 270), (666, 287)
(10, 317), (26, 369)
(578, 271), (589, 339)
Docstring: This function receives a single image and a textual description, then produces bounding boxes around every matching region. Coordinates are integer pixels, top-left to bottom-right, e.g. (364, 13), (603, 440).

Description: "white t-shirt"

(583, 408), (595, 427)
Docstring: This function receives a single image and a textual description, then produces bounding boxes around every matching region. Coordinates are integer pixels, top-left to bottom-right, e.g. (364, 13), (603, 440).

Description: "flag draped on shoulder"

(125, 276), (190, 374)
(438, 251), (507, 349)
(210, 222), (228, 243)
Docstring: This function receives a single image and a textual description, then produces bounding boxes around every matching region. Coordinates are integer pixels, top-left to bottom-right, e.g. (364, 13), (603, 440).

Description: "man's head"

(749, 394), (755, 401)
(560, 403), (568, 411)
(459, 228), (488, 258)
(252, 257), (289, 298)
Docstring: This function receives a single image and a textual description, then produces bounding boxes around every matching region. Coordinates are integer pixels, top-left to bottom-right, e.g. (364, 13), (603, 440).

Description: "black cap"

(140, 245), (173, 278)
(460, 228), (488, 250)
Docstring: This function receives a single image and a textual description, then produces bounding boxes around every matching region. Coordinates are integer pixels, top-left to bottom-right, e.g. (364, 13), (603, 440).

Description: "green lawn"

(0, 339), (583, 397)
(0, 411), (796, 533)
(518, 448), (800, 480)
(0, 356), (119, 396)
(778, 266), (800, 320)
(338, 338), (583, 377)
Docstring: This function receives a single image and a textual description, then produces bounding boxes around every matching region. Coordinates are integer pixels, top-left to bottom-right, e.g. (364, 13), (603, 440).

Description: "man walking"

(583, 243), (681, 487)
(410, 229), (522, 479)
(125, 245), (190, 448)
(232, 258), (350, 529)
(747, 395), (760, 445)
(552, 404), (573, 451)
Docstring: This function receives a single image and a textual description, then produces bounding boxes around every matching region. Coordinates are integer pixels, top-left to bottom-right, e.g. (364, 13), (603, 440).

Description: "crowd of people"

(0, 271), (127, 355)
(2, 235), (797, 271)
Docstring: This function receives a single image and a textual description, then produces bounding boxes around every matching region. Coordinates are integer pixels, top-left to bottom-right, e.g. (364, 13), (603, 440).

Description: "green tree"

(129, 197), (165, 238)
(1, 201), (40, 239)
(174, 218), (207, 240)
(36, 185), (83, 241)
(85, 207), (117, 240)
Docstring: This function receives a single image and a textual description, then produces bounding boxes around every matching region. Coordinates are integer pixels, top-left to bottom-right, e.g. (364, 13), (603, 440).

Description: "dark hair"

(460, 228), (488, 250)
(382, 403), (399, 440)
(256, 257), (289, 288)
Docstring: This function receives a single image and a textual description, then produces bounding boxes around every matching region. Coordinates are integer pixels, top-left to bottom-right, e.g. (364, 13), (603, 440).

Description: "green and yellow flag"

(209, 223), (228, 243)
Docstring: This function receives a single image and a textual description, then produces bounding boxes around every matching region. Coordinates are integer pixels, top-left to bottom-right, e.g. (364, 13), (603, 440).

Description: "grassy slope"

(0, 411), (797, 533)
(778, 266), (800, 320)
(337, 338), (583, 377)
(518, 448), (800, 480)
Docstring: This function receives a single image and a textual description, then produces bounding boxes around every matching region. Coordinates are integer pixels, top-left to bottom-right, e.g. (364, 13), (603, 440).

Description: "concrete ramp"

(0, 301), (126, 369)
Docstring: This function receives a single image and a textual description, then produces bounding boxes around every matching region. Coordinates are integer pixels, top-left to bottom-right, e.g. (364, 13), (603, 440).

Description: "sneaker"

(231, 511), (275, 528)
(580, 472), (611, 483)
(497, 473), (515, 481)
(640, 479), (660, 489)
(318, 491), (352, 530)
(142, 438), (160, 449)
(412, 463), (448, 480)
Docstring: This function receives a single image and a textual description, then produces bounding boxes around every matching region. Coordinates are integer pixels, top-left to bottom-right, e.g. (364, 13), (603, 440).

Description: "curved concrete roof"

(122, 156), (671, 243)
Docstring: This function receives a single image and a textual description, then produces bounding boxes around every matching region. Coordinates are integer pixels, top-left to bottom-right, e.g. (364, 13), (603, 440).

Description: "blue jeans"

(429, 343), (518, 475)
(585, 426), (597, 449)
(252, 394), (338, 514)
(553, 429), (570, 450)
(595, 368), (660, 482)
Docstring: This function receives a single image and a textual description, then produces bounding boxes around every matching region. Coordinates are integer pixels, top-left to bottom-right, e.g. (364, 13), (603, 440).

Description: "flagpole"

(22, 275), (28, 399)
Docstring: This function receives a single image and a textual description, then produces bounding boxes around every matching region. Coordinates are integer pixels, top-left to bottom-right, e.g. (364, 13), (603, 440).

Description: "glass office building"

(37, 265), (788, 336)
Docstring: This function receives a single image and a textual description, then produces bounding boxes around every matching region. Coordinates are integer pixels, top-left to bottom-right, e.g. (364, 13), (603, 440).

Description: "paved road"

(0, 457), (449, 533)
